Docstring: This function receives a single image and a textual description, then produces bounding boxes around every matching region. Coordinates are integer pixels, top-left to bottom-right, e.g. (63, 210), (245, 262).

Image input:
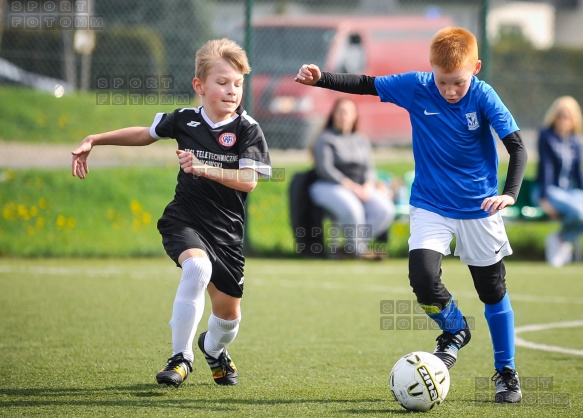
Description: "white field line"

(256, 277), (583, 357)
(3, 264), (582, 355)
(514, 320), (583, 356)
(253, 277), (583, 306)
(2, 264), (583, 305)
(0, 265), (174, 279)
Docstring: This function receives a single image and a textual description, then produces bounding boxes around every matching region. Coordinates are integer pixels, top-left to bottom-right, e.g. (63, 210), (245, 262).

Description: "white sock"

(169, 257), (212, 363)
(204, 313), (241, 359)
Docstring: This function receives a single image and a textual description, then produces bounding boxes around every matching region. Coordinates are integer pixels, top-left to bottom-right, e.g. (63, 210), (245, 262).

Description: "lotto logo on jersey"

(219, 132), (237, 147)
(465, 112), (480, 131)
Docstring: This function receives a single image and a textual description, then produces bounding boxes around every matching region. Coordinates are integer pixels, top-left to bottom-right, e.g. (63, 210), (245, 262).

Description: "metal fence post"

(244, 0), (254, 255)
(479, 0), (490, 83)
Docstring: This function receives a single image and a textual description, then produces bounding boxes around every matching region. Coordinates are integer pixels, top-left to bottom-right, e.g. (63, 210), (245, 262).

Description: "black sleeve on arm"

(501, 131), (528, 201)
(316, 72), (379, 96)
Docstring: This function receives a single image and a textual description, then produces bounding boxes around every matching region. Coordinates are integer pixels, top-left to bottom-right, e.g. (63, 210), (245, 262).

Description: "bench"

(377, 170), (414, 219)
(388, 173), (547, 222)
(290, 169), (391, 258)
(500, 178), (547, 222)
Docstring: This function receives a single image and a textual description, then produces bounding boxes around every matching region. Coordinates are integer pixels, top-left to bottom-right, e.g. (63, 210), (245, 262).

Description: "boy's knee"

(182, 256), (212, 287)
(408, 249), (450, 308)
(469, 260), (507, 304)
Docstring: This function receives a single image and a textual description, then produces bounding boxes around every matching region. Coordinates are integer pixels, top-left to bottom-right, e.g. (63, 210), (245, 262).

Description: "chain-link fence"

(1, 0), (215, 101)
(2, 0), (583, 149)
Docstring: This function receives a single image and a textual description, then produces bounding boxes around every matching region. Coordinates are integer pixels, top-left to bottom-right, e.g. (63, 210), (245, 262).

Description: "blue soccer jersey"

(374, 72), (519, 219)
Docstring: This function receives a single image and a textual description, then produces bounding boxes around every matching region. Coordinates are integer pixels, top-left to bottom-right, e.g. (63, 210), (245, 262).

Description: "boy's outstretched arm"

(295, 64), (378, 96)
(71, 127), (155, 179)
(294, 64), (322, 85)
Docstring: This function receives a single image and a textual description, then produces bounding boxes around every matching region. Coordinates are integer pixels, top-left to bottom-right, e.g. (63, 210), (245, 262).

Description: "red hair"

(430, 27), (478, 72)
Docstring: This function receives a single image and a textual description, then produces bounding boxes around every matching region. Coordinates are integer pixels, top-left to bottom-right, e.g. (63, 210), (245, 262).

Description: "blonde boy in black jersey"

(72, 38), (271, 387)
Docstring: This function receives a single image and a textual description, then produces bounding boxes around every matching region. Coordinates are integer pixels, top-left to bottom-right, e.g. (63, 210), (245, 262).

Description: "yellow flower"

(37, 113), (47, 127)
(394, 223), (407, 236)
(58, 114), (68, 129)
(56, 215), (66, 228)
(130, 200), (143, 214)
(3, 202), (16, 220)
(17, 204), (30, 220)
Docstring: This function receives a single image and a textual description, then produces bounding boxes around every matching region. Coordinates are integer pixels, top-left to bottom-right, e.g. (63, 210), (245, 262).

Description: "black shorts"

(157, 218), (245, 298)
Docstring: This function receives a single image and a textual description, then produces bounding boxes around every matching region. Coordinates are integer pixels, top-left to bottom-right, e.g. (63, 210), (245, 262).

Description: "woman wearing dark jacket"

(535, 96), (583, 267)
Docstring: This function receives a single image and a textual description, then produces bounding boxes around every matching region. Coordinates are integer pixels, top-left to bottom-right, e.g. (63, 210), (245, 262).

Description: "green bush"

(91, 26), (167, 82)
(1, 26), (166, 86)
(491, 42), (583, 129)
(0, 29), (64, 80)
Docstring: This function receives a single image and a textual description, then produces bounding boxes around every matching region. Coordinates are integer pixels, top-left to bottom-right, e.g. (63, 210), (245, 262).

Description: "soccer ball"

(389, 351), (450, 412)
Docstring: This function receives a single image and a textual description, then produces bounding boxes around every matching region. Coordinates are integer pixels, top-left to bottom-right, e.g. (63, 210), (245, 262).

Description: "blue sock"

(426, 297), (465, 333)
(484, 293), (515, 371)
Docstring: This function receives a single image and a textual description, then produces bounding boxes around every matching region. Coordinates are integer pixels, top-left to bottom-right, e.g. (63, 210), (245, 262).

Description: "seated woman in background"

(535, 96), (583, 267)
(310, 97), (395, 259)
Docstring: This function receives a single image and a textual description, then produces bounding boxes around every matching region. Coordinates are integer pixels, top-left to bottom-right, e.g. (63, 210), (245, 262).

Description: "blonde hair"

(430, 27), (479, 72)
(195, 38), (251, 80)
(542, 96), (583, 134)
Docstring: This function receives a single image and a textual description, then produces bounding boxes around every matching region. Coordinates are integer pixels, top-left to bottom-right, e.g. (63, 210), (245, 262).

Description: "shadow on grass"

(0, 384), (396, 413)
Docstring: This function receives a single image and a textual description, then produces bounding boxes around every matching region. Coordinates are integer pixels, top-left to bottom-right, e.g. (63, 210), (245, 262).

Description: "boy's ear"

(473, 60), (482, 75)
(192, 77), (204, 95)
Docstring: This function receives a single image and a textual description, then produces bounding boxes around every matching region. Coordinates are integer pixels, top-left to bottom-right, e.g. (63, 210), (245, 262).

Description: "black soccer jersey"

(150, 105), (271, 245)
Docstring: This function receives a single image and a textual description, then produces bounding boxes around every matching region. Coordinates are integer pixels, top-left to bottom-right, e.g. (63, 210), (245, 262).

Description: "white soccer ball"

(389, 351), (450, 412)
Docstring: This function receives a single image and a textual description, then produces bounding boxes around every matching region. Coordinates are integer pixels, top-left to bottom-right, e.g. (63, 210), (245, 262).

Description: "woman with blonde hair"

(535, 95), (583, 267)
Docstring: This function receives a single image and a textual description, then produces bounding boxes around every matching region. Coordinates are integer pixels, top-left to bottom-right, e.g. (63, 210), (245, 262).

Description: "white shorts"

(408, 206), (512, 267)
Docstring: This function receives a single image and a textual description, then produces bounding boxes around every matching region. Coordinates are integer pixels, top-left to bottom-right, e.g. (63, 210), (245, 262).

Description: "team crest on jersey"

(465, 112), (480, 131)
(219, 132), (237, 147)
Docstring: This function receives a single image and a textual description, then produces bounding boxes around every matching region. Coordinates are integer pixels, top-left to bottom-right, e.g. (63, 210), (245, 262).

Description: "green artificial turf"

(1, 257), (582, 417)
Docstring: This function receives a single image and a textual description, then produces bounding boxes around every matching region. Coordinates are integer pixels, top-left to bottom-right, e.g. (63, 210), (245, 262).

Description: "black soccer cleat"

(198, 331), (238, 385)
(433, 317), (471, 369)
(156, 353), (192, 387)
(492, 366), (522, 403)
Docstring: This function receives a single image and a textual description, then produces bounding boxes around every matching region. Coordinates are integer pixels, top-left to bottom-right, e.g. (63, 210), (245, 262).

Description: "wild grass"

(0, 85), (179, 143)
(0, 84), (564, 259)
(0, 165), (558, 259)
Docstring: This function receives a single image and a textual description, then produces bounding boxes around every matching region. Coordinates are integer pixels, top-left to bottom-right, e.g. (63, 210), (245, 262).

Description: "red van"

(250, 15), (454, 149)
